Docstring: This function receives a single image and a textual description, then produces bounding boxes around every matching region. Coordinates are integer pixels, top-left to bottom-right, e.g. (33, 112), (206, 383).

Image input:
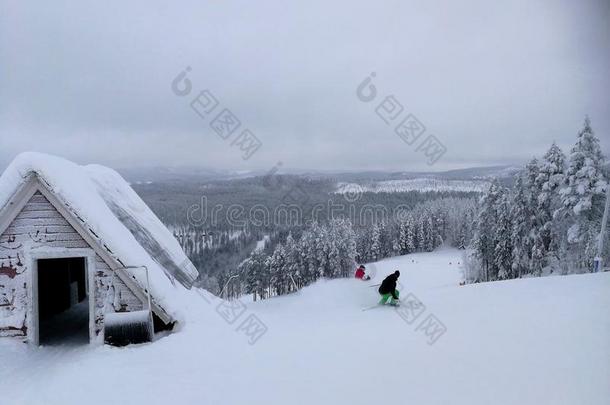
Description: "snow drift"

(1, 248), (608, 405)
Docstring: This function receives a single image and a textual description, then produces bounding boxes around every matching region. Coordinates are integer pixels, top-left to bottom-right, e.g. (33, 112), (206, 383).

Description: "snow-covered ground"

(1, 248), (609, 405)
(336, 178), (489, 194)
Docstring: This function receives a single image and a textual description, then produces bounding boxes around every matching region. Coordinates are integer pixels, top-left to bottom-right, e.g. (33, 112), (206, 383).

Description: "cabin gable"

(0, 190), (143, 339)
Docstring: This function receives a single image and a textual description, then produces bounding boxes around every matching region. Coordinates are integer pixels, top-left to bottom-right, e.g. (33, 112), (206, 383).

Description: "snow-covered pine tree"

(456, 222), (467, 250)
(356, 226), (373, 263)
(283, 233), (302, 291)
(326, 221), (342, 278)
(536, 142), (566, 260)
(525, 157), (542, 257)
(510, 176), (532, 278)
(473, 180), (504, 281)
(417, 217), (427, 252)
(395, 219), (408, 255)
(298, 227), (315, 284)
(333, 219), (357, 277)
(411, 216), (421, 252)
(310, 222), (328, 279)
(268, 243), (289, 296)
(394, 217), (414, 255)
(370, 223), (382, 261)
(379, 221), (393, 258)
(559, 117), (608, 269)
(530, 235), (545, 276)
(494, 192), (513, 279)
(426, 215), (436, 251)
(435, 214), (445, 249)
(406, 216), (416, 252)
(239, 249), (270, 301)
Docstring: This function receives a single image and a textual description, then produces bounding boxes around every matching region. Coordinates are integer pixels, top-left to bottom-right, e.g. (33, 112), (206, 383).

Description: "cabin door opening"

(37, 257), (89, 345)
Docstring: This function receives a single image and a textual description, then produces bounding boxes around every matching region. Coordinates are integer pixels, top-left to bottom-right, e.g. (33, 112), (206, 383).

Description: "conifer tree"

(536, 142), (566, 256)
(559, 117), (608, 268)
(494, 193), (513, 279)
(510, 176), (531, 277)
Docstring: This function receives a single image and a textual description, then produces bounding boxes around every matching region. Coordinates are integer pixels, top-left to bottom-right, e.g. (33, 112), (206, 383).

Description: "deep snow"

(1, 248), (609, 405)
(0, 152), (199, 319)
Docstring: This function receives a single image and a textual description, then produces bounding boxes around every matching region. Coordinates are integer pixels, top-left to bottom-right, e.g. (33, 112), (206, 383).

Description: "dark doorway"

(37, 257), (89, 345)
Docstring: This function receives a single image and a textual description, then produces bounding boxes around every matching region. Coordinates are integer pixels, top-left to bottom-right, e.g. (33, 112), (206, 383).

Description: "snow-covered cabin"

(0, 153), (199, 345)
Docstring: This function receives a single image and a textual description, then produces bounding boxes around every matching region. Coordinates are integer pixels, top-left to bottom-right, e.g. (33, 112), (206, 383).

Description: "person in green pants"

(378, 271), (400, 305)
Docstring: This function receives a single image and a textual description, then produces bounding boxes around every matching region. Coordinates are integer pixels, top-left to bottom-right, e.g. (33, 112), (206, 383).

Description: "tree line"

(469, 117), (608, 282)
(235, 197), (476, 300)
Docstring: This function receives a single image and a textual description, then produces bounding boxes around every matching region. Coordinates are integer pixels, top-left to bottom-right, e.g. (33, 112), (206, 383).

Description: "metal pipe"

(219, 274), (239, 299)
(119, 265), (154, 337)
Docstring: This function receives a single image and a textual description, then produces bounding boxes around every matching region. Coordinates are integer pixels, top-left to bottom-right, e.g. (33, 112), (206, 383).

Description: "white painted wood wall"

(0, 192), (143, 339)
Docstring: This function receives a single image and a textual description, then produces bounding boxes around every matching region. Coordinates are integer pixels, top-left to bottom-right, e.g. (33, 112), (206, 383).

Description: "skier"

(378, 270), (400, 305)
(354, 265), (370, 280)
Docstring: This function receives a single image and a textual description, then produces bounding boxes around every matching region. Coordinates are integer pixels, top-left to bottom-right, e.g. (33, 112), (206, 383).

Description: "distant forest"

(133, 174), (480, 295)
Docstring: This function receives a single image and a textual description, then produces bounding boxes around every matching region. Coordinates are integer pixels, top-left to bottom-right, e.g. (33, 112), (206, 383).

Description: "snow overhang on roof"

(0, 152), (199, 319)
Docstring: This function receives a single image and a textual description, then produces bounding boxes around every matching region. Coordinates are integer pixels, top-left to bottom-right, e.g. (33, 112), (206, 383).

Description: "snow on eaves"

(0, 152), (199, 320)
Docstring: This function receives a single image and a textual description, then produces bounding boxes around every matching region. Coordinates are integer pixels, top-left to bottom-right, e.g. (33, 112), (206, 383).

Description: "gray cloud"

(1, 0), (608, 172)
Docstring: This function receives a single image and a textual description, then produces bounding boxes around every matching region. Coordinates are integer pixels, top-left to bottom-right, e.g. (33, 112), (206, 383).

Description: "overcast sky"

(1, 0), (608, 173)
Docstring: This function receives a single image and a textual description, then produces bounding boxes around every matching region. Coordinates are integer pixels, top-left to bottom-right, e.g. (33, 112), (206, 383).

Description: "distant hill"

(118, 164), (522, 184)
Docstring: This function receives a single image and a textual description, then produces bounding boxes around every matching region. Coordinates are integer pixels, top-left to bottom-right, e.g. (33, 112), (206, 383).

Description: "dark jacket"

(378, 273), (399, 299)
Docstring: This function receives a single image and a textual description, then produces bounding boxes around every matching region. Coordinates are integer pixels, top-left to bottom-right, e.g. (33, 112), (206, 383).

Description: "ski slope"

(1, 248), (609, 405)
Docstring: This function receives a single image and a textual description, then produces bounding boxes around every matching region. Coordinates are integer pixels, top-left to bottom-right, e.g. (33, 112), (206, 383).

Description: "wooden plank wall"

(0, 192), (143, 339)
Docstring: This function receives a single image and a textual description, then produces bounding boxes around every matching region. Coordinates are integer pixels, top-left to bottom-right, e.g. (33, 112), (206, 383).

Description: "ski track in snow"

(1, 248), (609, 405)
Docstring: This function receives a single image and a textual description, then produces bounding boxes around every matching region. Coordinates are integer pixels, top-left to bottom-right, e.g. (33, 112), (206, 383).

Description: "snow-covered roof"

(0, 152), (199, 320)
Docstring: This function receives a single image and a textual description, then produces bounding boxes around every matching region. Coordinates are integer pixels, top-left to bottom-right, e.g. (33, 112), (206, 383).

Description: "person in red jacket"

(354, 265), (370, 280)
